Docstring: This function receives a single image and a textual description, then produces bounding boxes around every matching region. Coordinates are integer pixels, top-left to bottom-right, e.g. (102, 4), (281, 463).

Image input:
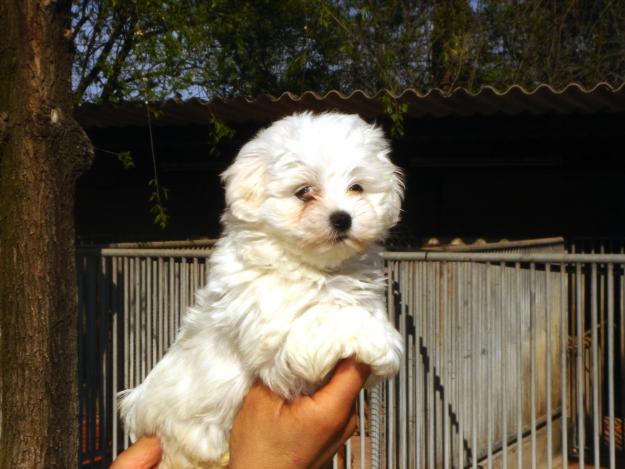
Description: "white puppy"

(120, 112), (404, 468)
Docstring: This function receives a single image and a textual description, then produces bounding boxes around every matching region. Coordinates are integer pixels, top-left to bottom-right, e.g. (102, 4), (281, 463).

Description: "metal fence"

(378, 251), (624, 469)
(77, 248), (624, 468)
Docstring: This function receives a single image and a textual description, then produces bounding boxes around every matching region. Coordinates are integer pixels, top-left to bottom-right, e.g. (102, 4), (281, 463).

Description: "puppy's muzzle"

(329, 210), (352, 233)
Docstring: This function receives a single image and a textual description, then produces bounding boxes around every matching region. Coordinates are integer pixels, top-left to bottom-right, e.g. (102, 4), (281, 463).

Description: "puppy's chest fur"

(179, 238), (386, 372)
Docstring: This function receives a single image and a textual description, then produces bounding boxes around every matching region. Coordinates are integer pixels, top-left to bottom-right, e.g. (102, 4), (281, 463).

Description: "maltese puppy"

(120, 112), (404, 468)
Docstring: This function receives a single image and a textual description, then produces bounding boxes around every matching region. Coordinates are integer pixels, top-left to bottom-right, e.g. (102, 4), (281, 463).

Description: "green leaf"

(116, 151), (135, 169)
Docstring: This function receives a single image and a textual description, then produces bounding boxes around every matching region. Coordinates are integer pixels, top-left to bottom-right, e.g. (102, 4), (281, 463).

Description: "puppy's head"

(221, 112), (403, 268)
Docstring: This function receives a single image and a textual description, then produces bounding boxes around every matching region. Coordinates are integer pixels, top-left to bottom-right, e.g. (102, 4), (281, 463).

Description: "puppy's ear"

(387, 166), (405, 226)
(375, 147), (405, 228)
(221, 148), (266, 223)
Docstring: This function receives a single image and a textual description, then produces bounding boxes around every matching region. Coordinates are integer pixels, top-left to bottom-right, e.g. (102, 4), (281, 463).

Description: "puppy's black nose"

(329, 210), (352, 232)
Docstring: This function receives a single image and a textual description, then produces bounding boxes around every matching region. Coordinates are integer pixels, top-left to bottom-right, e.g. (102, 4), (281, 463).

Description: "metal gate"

(78, 248), (624, 468)
(380, 251), (624, 469)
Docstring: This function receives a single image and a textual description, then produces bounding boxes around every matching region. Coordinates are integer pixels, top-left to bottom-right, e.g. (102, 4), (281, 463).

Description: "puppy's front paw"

(358, 321), (403, 379)
(278, 305), (404, 390)
(280, 311), (346, 386)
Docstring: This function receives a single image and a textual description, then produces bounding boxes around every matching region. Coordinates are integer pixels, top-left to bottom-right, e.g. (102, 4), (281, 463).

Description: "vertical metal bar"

(396, 260), (402, 469)
(530, 262), (537, 469)
(607, 263), (615, 469)
(346, 437), (352, 469)
(560, 263), (568, 469)
(470, 262), (477, 469)
(133, 257), (139, 385)
(414, 260), (421, 469)
(436, 261), (442, 469)
(370, 384), (382, 469)
(434, 260), (441, 469)
(443, 262), (450, 469)
(123, 256), (130, 448)
(163, 258), (168, 349)
(599, 256), (606, 436)
(591, 263), (600, 469)
(387, 261), (396, 469)
(359, 390), (365, 469)
(427, 261), (435, 469)
(151, 258), (158, 363)
(395, 262), (410, 469)
(621, 264), (625, 459)
(450, 261), (457, 469)
(139, 257), (146, 381)
(449, 261), (456, 469)
(146, 257), (152, 374)
(172, 256), (177, 342)
(545, 263), (553, 469)
(112, 257), (119, 460)
(406, 260), (414, 468)
(99, 256), (109, 461)
(158, 257), (164, 359)
(410, 261), (414, 467)
(516, 262), (523, 469)
(487, 262), (493, 469)
(169, 257), (175, 345)
(576, 262), (585, 467)
(476, 261), (483, 469)
(192, 257), (197, 293)
(177, 258), (182, 329)
(457, 261), (465, 469)
(501, 261), (508, 469)
(398, 261), (407, 469)
(161, 257), (166, 348)
(182, 257), (188, 335)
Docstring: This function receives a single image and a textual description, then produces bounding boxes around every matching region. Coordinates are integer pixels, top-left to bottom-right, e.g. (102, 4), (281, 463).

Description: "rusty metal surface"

(75, 82), (625, 128)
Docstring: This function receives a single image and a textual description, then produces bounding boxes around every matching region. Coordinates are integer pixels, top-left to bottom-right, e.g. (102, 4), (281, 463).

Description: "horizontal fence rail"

(78, 248), (625, 468)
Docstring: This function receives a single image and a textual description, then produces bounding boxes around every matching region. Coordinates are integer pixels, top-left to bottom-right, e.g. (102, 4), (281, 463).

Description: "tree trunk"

(0, 1), (93, 467)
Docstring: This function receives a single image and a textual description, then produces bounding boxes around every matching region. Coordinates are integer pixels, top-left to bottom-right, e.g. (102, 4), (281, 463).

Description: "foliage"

(72, 0), (214, 102)
(148, 178), (170, 229)
(72, 0), (625, 103)
(208, 115), (235, 158)
(381, 95), (408, 139)
(71, 0), (347, 102)
(116, 150), (134, 169)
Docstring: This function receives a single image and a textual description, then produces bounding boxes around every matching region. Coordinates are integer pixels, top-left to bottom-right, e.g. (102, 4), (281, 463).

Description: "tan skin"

(110, 359), (370, 469)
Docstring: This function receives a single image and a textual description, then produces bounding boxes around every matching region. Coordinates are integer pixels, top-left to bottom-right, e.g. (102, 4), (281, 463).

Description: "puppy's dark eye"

(295, 185), (313, 201)
(349, 183), (363, 193)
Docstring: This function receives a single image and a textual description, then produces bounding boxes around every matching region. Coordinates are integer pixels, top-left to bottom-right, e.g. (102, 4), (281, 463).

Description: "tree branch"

(70, 0), (91, 41)
(76, 0), (106, 87)
(99, 17), (138, 102)
(75, 19), (123, 100)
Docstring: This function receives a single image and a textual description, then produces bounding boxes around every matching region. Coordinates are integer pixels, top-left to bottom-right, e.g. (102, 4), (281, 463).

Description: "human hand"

(109, 435), (161, 469)
(109, 358), (370, 469)
(228, 358), (370, 469)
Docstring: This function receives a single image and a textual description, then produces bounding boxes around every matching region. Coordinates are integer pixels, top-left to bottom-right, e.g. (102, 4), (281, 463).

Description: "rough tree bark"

(0, 1), (93, 467)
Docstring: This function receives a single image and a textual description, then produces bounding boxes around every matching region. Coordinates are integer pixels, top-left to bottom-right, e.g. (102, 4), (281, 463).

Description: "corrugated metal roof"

(75, 82), (625, 128)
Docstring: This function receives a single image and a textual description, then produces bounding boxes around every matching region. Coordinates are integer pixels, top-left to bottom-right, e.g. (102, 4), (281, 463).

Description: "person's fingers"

(243, 381), (283, 406)
(312, 358), (370, 413)
(110, 436), (162, 469)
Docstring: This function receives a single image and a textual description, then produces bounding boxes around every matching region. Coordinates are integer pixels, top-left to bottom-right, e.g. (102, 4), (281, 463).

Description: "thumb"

(110, 436), (162, 469)
(312, 358), (370, 414)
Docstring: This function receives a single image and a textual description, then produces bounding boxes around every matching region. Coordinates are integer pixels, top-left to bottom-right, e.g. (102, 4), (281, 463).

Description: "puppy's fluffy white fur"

(120, 112), (404, 468)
